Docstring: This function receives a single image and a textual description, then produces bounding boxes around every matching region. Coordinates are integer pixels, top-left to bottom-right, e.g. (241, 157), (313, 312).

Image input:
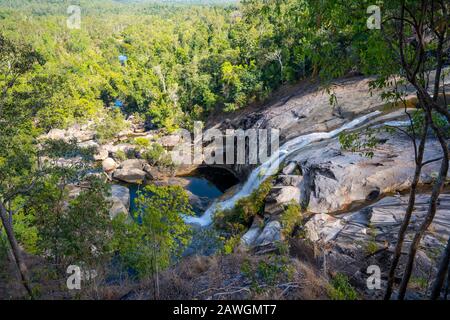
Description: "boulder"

(287, 131), (447, 214)
(102, 158), (117, 173)
(187, 191), (213, 213)
(116, 128), (133, 141)
(78, 140), (99, 149)
(241, 216), (264, 247)
(113, 168), (147, 184)
(264, 186), (300, 215)
(143, 164), (170, 180)
(46, 129), (66, 140)
(120, 159), (146, 170)
(106, 143), (136, 159)
(94, 147), (109, 161)
(302, 193), (450, 299)
(278, 175), (303, 187)
(282, 162), (298, 175)
(254, 220), (282, 246)
(109, 185), (130, 219)
(304, 213), (343, 243)
(69, 128), (95, 142)
(158, 134), (181, 148)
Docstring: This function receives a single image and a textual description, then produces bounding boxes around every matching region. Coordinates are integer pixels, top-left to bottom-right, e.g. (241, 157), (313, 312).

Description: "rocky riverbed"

(39, 71), (450, 298)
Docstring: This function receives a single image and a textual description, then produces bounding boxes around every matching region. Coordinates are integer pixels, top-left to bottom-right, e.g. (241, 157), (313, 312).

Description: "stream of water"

(184, 111), (382, 227)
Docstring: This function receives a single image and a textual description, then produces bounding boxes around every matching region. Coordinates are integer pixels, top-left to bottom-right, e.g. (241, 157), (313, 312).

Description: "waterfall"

(184, 111), (382, 227)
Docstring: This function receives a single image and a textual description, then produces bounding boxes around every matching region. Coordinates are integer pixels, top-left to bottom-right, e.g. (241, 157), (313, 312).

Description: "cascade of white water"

(184, 111), (382, 226)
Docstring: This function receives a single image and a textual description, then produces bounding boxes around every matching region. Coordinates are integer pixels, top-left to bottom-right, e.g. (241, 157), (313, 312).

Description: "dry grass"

(2, 240), (331, 300)
(131, 245), (331, 300)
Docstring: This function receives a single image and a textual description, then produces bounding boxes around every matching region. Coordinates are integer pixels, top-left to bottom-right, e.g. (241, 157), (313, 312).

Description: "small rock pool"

(128, 176), (225, 214)
(126, 167), (240, 255)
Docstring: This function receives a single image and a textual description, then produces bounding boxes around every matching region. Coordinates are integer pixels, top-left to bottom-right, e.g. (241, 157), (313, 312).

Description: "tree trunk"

(444, 264), (450, 299)
(384, 118), (428, 300)
(430, 235), (450, 299)
(397, 111), (449, 300)
(0, 201), (33, 298)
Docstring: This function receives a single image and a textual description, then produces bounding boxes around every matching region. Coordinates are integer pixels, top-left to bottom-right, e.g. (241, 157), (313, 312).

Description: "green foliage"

(329, 273), (358, 300)
(280, 201), (302, 237)
(111, 185), (194, 278)
(256, 260), (286, 286)
(12, 210), (40, 255)
(214, 178), (273, 231)
(0, 233), (9, 274)
(95, 109), (129, 143)
(338, 128), (379, 158)
(222, 234), (242, 255)
(114, 150), (127, 162)
(241, 254), (294, 290)
(1, 0), (388, 132)
(133, 137), (151, 149)
(141, 142), (173, 168)
(29, 176), (113, 267)
(0, 33), (42, 203)
(365, 241), (378, 256)
(410, 276), (428, 290)
(62, 178), (113, 264)
(215, 178), (272, 255)
(411, 109), (450, 139)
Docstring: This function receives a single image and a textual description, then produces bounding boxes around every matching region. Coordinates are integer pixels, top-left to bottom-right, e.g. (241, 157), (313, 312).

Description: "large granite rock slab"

(288, 131), (447, 214)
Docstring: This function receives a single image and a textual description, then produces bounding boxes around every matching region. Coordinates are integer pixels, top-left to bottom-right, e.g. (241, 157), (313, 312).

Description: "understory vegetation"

(214, 178), (273, 254)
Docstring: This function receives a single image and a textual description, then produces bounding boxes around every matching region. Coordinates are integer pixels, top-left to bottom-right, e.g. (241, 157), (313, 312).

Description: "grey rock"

(78, 140), (99, 149)
(158, 134), (181, 148)
(282, 162), (298, 175)
(241, 216), (264, 247)
(113, 168), (147, 184)
(120, 159), (146, 170)
(288, 131), (447, 214)
(278, 175), (303, 187)
(305, 213), (343, 242)
(102, 158), (117, 173)
(94, 147), (109, 161)
(109, 185), (130, 219)
(254, 220), (282, 246)
(264, 186), (300, 215)
(46, 129), (66, 140)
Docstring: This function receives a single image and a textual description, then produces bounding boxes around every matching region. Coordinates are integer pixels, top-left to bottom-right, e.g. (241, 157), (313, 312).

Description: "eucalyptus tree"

(0, 33), (43, 297)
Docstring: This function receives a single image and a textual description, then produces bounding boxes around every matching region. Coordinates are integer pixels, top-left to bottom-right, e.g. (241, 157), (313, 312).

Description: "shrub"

(280, 201), (302, 237)
(241, 255), (293, 289)
(222, 235), (242, 255)
(13, 210), (40, 255)
(114, 150), (127, 162)
(111, 185), (194, 278)
(142, 143), (174, 169)
(214, 178), (273, 232)
(329, 273), (358, 300)
(0, 233), (9, 274)
(365, 241), (378, 256)
(96, 109), (129, 143)
(134, 137), (151, 149)
(410, 109), (449, 138)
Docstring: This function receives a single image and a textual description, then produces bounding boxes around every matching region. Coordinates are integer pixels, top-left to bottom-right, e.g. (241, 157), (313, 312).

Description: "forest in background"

(0, 0), (386, 132)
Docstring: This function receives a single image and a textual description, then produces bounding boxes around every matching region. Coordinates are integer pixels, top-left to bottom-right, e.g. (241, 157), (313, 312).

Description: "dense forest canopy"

(0, 0), (384, 132)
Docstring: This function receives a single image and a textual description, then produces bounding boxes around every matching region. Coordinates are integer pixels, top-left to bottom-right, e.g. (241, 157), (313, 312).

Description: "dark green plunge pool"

(129, 176), (224, 214)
